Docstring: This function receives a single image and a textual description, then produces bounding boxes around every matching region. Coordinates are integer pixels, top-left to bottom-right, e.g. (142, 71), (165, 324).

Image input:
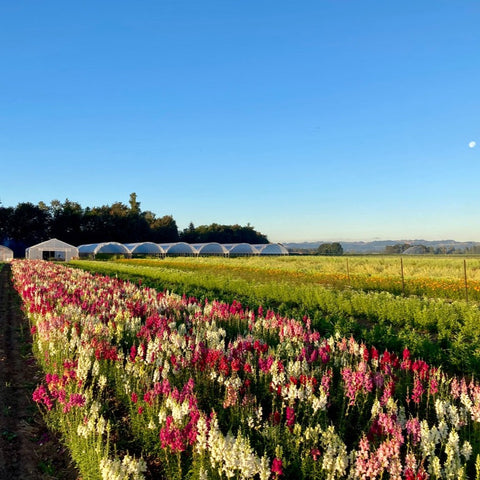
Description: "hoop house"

(158, 242), (196, 256)
(125, 242), (165, 256)
(0, 245), (14, 261)
(25, 238), (79, 261)
(78, 242), (131, 258)
(192, 243), (228, 256)
(253, 243), (289, 255)
(223, 243), (257, 256)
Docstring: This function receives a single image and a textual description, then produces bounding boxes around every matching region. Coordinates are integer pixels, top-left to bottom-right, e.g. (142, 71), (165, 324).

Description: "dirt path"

(0, 264), (79, 479)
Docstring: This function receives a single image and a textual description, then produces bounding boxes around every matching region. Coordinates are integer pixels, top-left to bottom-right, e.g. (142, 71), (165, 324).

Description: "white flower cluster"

(99, 454), (147, 480)
(320, 426), (349, 480)
(77, 399), (108, 438)
(207, 415), (270, 479)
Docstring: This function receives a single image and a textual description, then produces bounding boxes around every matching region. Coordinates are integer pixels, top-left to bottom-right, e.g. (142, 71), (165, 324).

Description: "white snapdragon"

(420, 420), (440, 459)
(195, 415), (208, 454)
(461, 441), (473, 461)
(320, 426), (349, 480)
(371, 399), (382, 418)
(76, 350), (93, 382)
(99, 454), (147, 480)
(145, 337), (161, 365)
(206, 415), (265, 479)
(311, 389), (328, 413)
(444, 430), (465, 479)
(92, 359), (100, 377)
(96, 415), (107, 436)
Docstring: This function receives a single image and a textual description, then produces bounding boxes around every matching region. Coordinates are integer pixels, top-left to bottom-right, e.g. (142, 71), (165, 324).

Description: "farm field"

(71, 256), (480, 376)
(8, 258), (480, 479)
(74, 254), (480, 301)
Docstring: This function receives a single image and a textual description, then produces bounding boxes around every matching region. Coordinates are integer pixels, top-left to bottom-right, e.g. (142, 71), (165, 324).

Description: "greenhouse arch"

(25, 238), (79, 261)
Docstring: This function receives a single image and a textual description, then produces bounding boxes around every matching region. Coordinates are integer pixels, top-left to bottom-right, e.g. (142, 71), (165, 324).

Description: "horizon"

(2, 196), (480, 245)
(1, 1), (479, 243)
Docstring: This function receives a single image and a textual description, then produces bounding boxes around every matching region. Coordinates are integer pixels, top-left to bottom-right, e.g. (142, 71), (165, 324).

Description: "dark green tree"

(317, 242), (344, 256)
(180, 223), (268, 244)
(384, 243), (411, 254)
(149, 215), (179, 243)
(129, 192), (141, 214)
(49, 199), (84, 245)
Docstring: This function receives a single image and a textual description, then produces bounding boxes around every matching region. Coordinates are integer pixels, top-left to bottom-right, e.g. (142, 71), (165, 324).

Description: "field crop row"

(12, 260), (480, 479)
(111, 256), (480, 301)
(71, 259), (480, 375)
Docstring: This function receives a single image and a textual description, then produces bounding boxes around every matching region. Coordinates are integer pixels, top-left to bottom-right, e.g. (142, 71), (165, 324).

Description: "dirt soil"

(0, 264), (80, 479)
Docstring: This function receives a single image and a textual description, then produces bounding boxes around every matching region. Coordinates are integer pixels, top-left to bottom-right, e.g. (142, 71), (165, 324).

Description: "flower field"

(71, 259), (480, 376)
(113, 256), (480, 302)
(10, 259), (480, 479)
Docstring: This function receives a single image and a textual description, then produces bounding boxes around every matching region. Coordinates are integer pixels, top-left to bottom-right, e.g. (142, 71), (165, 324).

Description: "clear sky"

(1, 1), (479, 243)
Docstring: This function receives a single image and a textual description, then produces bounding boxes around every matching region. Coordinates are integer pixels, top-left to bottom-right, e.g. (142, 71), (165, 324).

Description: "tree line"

(0, 193), (269, 257)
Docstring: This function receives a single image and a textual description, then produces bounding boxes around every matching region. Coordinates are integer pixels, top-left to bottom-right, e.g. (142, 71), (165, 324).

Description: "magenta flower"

(286, 406), (295, 429)
(271, 457), (283, 477)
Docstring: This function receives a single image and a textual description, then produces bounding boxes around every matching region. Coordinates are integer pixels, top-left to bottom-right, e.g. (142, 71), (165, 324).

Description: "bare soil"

(0, 264), (80, 479)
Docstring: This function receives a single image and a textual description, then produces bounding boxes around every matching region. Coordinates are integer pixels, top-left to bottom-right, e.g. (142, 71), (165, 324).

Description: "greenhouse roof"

(26, 238), (78, 252)
(223, 243), (257, 255)
(78, 242), (130, 255)
(158, 242), (196, 255)
(124, 242), (165, 255)
(191, 243), (228, 255)
(253, 243), (289, 255)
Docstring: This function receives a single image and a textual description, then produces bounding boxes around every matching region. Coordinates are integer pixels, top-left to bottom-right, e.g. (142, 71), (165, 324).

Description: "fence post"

(464, 259), (469, 303)
(400, 257), (405, 295)
(346, 258), (351, 286)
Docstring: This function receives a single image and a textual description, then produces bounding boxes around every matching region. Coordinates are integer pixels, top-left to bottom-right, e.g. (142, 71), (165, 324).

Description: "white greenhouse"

(0, 245), (14, 261)
(192, 243), (228, 256)
(253, 243), (289, 255)
(158, 242), (196, 256)
(125, 242), (165, 256)
(25, 238), (79, 261)
(223, 243), (257, 256)
(78, 242), (131, 258)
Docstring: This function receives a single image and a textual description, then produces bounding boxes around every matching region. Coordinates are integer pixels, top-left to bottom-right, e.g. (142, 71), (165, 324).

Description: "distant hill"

(284, 240), (480, 254)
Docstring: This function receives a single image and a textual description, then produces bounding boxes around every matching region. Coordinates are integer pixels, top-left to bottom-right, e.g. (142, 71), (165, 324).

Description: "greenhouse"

(192, 243), (228, 256)
(25, 238), (79, 261)
(223, 243), (257, 256)
(158, 242), (196, 256)
(0, 245), (14, 261)
(253, 243), (289, 255)
(78, 242), (131, 258)
(125, 242), (165, 256)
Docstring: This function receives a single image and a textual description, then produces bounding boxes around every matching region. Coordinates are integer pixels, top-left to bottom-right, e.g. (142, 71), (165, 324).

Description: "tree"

(8, 202), (51, 256)
(317, 242), (344, 256)
(49, 199), (84, 245)
(179, 223), (269, 244)
(180, 222), (199, 243)
(149, 215), (179, 243)
(129, 192), (141, 214)
(0, 206), (14, 243)
(384, 244), (411, 254)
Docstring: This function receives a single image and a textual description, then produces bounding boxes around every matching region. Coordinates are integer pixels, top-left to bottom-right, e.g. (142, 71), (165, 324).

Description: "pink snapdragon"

(271, 457), (283, 477)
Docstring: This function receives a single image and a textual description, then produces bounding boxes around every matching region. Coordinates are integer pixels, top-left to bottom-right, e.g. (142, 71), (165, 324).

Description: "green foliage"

(384, 243), (412, 254)
(316, 242), (343, 256)
(179, 222), (269, 244)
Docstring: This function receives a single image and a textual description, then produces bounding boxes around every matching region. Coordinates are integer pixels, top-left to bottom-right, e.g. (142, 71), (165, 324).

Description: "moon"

(469, 141), (476, 148)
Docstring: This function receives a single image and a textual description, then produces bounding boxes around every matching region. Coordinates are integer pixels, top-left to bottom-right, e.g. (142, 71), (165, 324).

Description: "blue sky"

(1, 1), (479, 242)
